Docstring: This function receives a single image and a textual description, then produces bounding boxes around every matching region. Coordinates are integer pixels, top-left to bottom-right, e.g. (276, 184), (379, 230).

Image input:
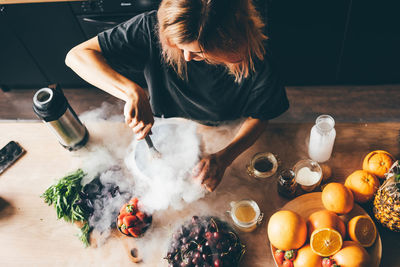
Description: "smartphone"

(0, 141), (25, 175)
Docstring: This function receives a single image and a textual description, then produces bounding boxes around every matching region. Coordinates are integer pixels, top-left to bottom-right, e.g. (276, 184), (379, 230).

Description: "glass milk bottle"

(308, 115), (336, 163)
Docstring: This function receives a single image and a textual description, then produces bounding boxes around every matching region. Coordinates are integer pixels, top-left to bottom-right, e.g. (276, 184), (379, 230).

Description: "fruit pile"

(341, 149), (400, 232)
(117, 197), (152, 237)
(165, 216), (245, 267)
(268, 185), (376, 267)
(342, 150), (395, 204)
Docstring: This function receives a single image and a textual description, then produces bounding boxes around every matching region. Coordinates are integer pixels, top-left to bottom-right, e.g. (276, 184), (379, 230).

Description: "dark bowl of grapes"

(165, 216), (245, 267)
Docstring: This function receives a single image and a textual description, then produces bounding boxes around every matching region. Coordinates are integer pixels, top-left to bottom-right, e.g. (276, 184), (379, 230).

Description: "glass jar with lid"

(227, 199), (263, 232)
(247, 152), (278, 179)
(277, 169), (297, 198)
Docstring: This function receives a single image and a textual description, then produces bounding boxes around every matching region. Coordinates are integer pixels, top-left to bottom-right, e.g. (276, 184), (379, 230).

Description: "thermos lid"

(33, 86), (68, 122)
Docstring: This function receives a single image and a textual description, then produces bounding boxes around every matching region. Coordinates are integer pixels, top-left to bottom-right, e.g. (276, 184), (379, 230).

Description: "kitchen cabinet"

(268, 0), (349, 85)
(3, 3), (87, 87)
(0, 8), (48, 89)
(337, 0), (400, 84)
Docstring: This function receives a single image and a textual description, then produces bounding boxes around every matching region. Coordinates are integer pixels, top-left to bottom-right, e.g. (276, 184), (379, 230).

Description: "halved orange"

(310, 228), (343, 257)
(348, 215), (377, 247)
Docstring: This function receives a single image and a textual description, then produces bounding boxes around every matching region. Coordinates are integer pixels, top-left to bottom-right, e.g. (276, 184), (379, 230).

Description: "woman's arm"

(195, 117), (268, 191)
(65, 36), (153, 139)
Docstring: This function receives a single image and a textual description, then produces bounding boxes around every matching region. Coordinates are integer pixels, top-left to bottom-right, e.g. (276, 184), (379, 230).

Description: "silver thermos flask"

(33, 84), (89, 151)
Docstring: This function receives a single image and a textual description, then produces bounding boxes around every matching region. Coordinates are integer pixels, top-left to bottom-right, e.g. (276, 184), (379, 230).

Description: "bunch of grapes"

(165, 216), (245, 267)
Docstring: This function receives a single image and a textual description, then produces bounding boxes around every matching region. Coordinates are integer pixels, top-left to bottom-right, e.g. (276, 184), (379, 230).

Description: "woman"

(65, 0), (289, 192)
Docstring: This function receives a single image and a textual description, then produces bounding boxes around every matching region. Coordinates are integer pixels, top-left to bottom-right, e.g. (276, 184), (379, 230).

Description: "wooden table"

(0, 121), (399, 267)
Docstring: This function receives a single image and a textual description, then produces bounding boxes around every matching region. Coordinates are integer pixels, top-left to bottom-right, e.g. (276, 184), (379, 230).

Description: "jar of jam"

(228, 199), (263, 232)
(277, 169), (297, 198)
(247, 152), (278, 179)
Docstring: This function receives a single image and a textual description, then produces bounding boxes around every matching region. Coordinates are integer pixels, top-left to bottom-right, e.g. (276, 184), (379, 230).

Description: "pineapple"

(373, 161), (400, 232)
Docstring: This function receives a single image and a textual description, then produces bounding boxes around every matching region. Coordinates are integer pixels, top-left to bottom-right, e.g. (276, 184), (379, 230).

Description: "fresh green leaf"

(41, 169), (91, 246)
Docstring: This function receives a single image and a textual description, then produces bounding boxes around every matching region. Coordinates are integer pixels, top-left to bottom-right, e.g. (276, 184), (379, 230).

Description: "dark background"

(0, 0), (399, 90)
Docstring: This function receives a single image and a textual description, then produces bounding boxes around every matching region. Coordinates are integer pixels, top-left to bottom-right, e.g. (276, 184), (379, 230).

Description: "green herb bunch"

(41, 169), (91, 246)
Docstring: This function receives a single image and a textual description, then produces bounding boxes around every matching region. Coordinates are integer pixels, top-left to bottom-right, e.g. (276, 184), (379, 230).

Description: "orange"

(293, 244), (322, 267)
(332, 241), (370, 267)
(322, 183), (354, 214)
(267, 210), (307, 250)
(347, 215), (377, 247)
(310, 228), (343, 257)
(307, 210), (346, 239)
(362, 150), (395, 179)
(344, 170), (379, 203)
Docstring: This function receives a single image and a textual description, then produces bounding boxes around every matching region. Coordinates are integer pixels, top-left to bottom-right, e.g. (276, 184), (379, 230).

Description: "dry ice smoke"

(79, 101), (124, 122)
(125, 119), (206, 213)
(77, 103), (206, 246)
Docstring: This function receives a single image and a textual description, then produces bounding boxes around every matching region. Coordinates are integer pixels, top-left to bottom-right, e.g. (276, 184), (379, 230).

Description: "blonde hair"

(157, 0), (267, 82)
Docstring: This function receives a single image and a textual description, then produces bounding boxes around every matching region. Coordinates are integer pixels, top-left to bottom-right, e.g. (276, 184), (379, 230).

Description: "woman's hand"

(193, 154), (228, 192)
(124, 87), (154, 140)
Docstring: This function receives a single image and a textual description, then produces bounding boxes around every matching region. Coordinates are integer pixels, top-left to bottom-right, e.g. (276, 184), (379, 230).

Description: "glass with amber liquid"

(228, 199), (263, 232)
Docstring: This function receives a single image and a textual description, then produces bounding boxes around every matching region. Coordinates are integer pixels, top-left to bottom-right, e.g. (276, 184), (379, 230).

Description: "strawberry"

(117, 218), (123, 228)
(129, 197), (139, 207)
(284, 249), (296, 261)
(283, 260), (294, 267)
(322, 258), (335, 267)
(123, 215), (138, 228)
(119, 204), (130, 216)
(136, 211), (146, 222)
(274, 250), (285, 265)
(128, 227), (141, 237)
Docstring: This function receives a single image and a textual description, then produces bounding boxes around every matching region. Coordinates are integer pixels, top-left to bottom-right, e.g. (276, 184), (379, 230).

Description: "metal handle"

(144, 135), (155, 149)
(257, 212), (264, 225)
(82, 17), (119, 26)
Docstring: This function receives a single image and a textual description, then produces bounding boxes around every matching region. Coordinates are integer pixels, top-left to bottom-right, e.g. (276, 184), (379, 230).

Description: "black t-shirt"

(98, 11), (289, 124)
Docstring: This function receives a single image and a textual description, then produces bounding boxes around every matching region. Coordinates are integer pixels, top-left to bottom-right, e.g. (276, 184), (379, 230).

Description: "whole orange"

(322, 183), (354, 214)
(267, 210), (307, 251)
(293, 244), (323, 267)
(362, 150), (395, 179)
(344, 170), (379, 203)
(307, 210), (346, 239)
(332, 241), (370, 267)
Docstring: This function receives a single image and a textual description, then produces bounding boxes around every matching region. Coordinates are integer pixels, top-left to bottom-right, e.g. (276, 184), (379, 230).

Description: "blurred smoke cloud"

(77, 103), (206, 247)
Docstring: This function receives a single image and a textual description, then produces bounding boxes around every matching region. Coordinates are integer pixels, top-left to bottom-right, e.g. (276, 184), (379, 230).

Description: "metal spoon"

(144, 135), (161, 158)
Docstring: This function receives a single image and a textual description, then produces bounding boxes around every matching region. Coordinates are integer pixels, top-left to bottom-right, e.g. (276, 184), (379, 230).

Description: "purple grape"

(192, 257), (199, 265)
(191, 216), (199, 224)
(213, 232), (221, 241)
(204, 231), (213, 240)
(193, 251), (201, 259)
(202, 253), (208, 261)
(214, 259), (222, 267)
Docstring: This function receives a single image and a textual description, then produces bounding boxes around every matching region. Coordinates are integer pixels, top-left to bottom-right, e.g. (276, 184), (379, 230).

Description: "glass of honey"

(228, 199), (263, 232)
(247, 152), (278, 179)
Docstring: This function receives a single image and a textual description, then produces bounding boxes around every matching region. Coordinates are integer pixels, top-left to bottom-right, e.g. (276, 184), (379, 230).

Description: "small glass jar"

(293, 159), (322, 192)
(228, 199), (263, 232)
(247, 152), (278, 179)
(308, 115), (336, 163)
(277, 169), (297, 198)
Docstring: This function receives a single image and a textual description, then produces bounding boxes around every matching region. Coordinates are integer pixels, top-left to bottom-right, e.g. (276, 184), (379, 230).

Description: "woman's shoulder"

(122, 10), (158, 30)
